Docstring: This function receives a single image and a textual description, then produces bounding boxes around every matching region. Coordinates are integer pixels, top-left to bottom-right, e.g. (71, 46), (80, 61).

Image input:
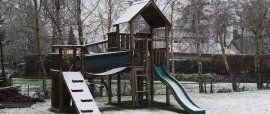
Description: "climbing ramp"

(63, 72), (100, 114)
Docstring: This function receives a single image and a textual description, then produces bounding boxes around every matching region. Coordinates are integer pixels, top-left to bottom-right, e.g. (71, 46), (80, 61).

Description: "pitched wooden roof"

(113, 0), (172, 28)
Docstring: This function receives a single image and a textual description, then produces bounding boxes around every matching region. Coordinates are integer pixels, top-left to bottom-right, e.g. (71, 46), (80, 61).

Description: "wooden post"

(129, 21), (137, 107)
(72, 47), (77, 71)
(80, 47), (84, 74)
(52, 47), (56, 53)
(146, 38), (150, 105)
(116, 25), (120, 50)
(165, 25), (170, 105)
(51, 54), (60, 109)
(58, 48), (64, 110)
(117, 73), (121, 104)
(60, 47), (71, 111)
(149, 27), (154, 104)
(108, 75), (112, 103)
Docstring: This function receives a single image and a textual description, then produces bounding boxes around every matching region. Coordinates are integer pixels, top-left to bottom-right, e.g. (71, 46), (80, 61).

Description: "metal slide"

(153, 65), (205, 114)
(63, 72), (100, 114)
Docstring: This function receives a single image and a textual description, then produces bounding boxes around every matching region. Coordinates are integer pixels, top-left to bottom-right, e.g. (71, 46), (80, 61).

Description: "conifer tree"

(68, 26), (77, 45)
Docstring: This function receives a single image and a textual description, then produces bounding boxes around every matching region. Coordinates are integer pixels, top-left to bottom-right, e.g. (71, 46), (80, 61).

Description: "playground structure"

(50, 0), (205, 114)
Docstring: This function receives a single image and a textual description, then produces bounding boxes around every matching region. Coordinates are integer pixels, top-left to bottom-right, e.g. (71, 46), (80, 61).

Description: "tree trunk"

(34, 0), (49, 97)
(107, 0), (112, 33)
(55, 0), (65, 45)
(0, 41), (6, 87)
(55, 0), (69, 66)
(219, 27), (238, 92)
(255, 27), (262, 90)
(170, 1), (175, 74)
(193, 0), (204, 93)
(241, 27), (244, 54)
(76, 0), (83, 45)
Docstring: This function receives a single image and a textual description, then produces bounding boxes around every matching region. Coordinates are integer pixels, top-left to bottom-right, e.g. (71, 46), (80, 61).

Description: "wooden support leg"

(100, 79), (103, 97)
(166, 87), (170, 105)
(117, 73), (121, 104)
(108, 75), (112, 103)
(150, 74), (154, 104)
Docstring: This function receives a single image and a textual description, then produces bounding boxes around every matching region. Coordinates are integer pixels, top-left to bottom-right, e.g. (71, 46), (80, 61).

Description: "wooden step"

(81, 99), (93, 102)
(72, 80), (84, 83)
(136, 91), (149, 93)
(138, 83), (147, 86)
(81, 109), (93, 113)
(71, 89), (83, 92)
(136, 75), (148, 77)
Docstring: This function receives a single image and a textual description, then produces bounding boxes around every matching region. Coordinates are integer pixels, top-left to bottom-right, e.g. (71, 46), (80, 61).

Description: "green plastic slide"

(153, 65), (205, 114)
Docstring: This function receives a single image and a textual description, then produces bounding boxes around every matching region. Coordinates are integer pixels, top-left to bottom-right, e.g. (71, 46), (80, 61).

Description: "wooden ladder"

(134, 66), (150, 106)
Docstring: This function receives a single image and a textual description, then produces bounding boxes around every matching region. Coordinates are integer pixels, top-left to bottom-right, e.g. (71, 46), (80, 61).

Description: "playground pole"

(117, 73), (121, 104)
(150, 27), (154, 104)
(165, 25), (170, 105)
(130, 20), (137, 107)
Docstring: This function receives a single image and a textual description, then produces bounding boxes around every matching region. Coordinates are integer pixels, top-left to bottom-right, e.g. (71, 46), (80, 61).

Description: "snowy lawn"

(0, 82), (270, 114)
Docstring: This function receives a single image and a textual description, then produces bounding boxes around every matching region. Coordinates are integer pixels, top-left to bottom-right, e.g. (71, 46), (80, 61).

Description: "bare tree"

(192, 0), (204, 93)
(170, 0), (175, 74)
(243, 0), (269, 89)
(107, 0), (112, 32)
(76, 0), (83, 45)
(33, 0), (49, 97)
(54, 0), (65, 45)
(213, 0), (238, 92)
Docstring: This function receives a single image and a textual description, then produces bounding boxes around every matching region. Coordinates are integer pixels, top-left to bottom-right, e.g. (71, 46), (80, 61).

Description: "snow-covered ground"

(1, 82), (270, 114)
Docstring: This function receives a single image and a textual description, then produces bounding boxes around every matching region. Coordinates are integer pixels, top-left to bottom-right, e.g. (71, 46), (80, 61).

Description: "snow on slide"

(153, 65), (205, 114)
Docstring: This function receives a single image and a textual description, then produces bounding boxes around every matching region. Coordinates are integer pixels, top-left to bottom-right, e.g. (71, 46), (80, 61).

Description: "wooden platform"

(63, 72), (100, 114)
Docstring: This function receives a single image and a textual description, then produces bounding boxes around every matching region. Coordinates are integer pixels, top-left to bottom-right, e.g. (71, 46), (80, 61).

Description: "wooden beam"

(80, 47), (84, 74)
(116, 25), (120, 50)
(165, 25), (170, 105)
(107, 75), (112, 103)
(72, 48), (77, 71)
(58, 48), (64, 110)
(117, 73), (121, 104)
(149, 27), (154, 104)
(101, 78), (109, 94)
(51, 45), (83, 48)
(129, 20), (137, 107)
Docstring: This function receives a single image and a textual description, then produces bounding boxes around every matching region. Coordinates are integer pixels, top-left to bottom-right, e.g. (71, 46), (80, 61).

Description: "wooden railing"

(107, 32), (151, 52)
(153, 48), (166, 65)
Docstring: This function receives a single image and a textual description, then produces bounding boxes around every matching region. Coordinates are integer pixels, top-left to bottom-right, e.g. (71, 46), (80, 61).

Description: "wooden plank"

(117, 73), (121, 104)
(80, 47), (84, 74)
(63, 72), (100, 114)
(81, 99), (93, 102)
(150, 27), (154, 104)
(72, 80), (84, 83)
(130, 20), (137, 107)
(72, 47), (77, 71)
(0, 86), (20, 91)
(107, 75), (112, 103)
(52, 45), (84, 48)
(165, 25), (170, 105)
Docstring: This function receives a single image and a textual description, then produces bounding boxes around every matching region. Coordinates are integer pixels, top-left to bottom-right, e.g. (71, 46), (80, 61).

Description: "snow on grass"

(1, 82), (270, 114)
(102, 109), (178, 114)
(0, 99), (52, 114)
(188, 90), (270, 114)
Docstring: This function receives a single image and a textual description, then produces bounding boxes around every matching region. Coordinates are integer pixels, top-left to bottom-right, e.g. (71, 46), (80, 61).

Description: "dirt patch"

(0, 87), (45, 108)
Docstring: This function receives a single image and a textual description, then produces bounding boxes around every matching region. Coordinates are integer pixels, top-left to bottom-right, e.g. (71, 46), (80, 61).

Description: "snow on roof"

(113, 0), (150, 25)
(84, 40), (107, 47)
(84, 51), (130, 57)
(88, 67), (128, 76)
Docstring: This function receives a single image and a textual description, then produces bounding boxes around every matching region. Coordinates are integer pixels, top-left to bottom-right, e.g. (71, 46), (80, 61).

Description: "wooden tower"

(109, 0), (172, 107)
